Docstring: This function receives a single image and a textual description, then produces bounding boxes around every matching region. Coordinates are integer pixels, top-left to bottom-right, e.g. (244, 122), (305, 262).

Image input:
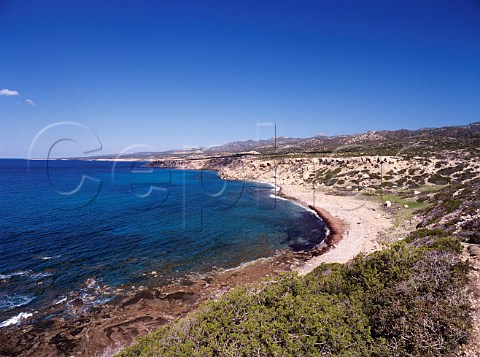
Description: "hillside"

(201, 121), (480, 156)
(83, 122), (480, 160)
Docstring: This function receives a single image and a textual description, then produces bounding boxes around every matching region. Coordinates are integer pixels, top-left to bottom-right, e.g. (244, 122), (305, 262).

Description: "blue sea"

(0, 159), (326, 326)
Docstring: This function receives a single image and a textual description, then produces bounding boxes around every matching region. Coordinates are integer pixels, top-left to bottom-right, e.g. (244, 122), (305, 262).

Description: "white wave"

(0, 271), (30, 280)
(324, 225), (331, 237)
(0, 294), (35, 312)
(53, 297), (67, 305)
(30, 272), (54, 280)
(40, 254), (61, 261)
(269, 193), (289, 201)
(0, 312), (33, 328)
(0, 270), (53, 281)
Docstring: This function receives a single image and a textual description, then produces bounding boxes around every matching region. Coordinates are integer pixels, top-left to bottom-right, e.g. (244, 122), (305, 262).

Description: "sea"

(0, 159), (326, 327)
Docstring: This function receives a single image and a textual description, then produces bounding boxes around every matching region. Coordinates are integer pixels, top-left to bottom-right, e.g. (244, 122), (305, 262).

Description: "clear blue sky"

(1, 0), (480, 158)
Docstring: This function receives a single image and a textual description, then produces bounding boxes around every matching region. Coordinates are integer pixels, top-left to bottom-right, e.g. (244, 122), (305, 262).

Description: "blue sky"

(1, 0), (480, 158)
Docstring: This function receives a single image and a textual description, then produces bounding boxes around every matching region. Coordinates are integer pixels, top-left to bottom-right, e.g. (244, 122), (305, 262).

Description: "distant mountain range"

(86, 121), (480, 159)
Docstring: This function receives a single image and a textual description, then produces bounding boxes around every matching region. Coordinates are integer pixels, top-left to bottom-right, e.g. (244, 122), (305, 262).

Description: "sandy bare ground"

(461, 244), (480, 356)
(279, 184), (393, 275)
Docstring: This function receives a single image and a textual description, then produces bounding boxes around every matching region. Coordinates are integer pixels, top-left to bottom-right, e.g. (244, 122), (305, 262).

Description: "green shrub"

(428, 237), (463, 254)
(406, 228), (448, 241)
(117, 236), (471, 357)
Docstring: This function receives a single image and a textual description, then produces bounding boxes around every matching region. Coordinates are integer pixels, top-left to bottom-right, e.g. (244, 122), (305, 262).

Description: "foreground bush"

(118, 232), (471, 357)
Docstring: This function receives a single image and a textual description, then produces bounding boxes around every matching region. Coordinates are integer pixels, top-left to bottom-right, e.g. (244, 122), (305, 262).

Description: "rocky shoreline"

(0, 245), (334, 357)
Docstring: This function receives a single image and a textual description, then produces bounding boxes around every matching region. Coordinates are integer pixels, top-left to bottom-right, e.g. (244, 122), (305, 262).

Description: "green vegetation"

(117, 230), (471, 357)
(369, 193), (428, 228)
(418, 178), (480, 243)
(379, 193), (427, 209)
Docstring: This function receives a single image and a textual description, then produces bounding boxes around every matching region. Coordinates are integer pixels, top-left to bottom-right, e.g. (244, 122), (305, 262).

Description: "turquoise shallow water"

(0, 159), (326, 324)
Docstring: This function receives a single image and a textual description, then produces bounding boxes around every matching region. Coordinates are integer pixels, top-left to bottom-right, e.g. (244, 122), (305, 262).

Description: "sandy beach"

(278, 184), (393, 275)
